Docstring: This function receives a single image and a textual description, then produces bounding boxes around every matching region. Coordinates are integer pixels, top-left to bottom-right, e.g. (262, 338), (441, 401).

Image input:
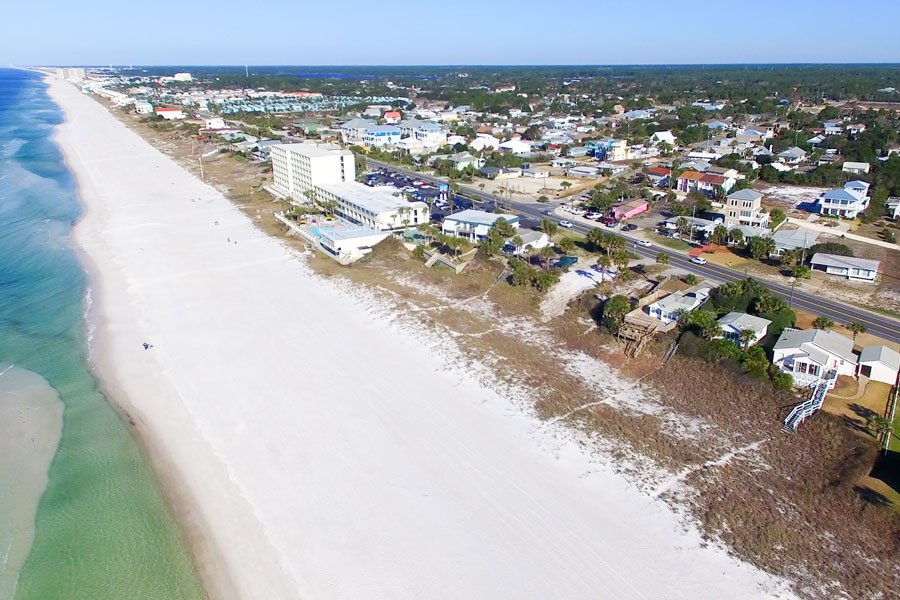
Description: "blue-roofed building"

(361, 125), (402, 148)
(815, 180), (870, 218)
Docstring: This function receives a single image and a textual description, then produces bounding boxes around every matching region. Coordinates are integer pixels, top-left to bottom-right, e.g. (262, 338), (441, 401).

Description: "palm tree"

(848, 321), (867, 341)
(813, 316), (835, 330)
(656, 252), (670, 267)
(739, 329), (757, 350)
(511, 235), (523, 255)
(865, 415), (895, 442)
(539, 245), (555, 270)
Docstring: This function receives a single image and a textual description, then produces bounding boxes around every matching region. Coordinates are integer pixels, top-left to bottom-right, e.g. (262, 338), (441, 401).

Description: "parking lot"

(364, 169), (474, 222)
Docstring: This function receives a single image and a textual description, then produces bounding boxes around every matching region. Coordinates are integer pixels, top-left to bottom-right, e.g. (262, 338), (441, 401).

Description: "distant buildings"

(173, 72), (193, 82)
(56, 67), (85, 82)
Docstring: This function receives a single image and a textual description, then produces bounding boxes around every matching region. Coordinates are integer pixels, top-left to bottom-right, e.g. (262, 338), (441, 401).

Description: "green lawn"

(648, 232), (693, 251)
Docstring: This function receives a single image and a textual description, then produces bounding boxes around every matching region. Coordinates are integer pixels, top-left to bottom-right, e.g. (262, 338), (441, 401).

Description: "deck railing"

(782, 370), (838, 433)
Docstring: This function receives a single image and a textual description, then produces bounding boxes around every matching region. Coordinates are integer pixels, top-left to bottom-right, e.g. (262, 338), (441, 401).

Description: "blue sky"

(2, 0), (899, 66)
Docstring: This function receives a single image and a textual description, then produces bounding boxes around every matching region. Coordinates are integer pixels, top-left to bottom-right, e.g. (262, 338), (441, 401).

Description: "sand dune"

(47, 76), (796, 600)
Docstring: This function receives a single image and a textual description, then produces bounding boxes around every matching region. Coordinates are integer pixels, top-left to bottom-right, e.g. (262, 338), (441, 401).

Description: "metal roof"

(810, 252), (881, 272)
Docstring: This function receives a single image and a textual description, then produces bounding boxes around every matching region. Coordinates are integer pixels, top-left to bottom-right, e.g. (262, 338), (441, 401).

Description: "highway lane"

(365, 158), (900, 344)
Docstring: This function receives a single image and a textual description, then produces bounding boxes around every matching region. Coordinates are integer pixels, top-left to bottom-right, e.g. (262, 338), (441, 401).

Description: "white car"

(690, 257), (708, 265)
(636, 239), (652, 247)
(559, 220), (573, 228)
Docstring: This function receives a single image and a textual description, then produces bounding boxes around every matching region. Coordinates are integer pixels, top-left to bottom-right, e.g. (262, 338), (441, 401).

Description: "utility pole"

(199, 156), (204, 180)
(789, 277), (797, 308)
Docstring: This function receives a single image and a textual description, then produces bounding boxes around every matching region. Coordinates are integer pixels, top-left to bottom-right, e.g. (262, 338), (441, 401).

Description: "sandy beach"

(46, 75), (797, 600)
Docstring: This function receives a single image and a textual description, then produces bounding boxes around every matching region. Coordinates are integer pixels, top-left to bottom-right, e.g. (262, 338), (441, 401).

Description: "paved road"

(366, 158), (900, 345)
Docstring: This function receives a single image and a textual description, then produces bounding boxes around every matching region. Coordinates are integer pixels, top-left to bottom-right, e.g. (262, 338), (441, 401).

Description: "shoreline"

(43, 74), (797, 599)
(46, 76), (291, 599)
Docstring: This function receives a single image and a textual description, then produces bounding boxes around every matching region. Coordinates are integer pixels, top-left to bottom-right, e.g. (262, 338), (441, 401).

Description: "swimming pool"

(308, 226), (334, 238)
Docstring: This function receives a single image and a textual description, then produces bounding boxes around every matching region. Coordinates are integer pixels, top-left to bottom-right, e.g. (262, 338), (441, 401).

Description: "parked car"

(690, 257), (708, 265)
(560, 220), (573, 228)
(622, 224), (638, 232)
(636, 239), (652, 247)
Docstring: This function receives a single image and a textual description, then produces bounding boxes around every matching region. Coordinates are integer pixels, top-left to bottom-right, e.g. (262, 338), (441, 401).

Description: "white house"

(340, 118), (375, 145)
(777, 147), (807, 164)
(134, 101), (153, 114)
(650, 130), (677, 146)
(809, 253), (880, 282)
(445, 152), (484, 171)
(772, 328), (858, 388)
(815, 180), (870, 218)
(470, 134), (500, 151)
(858, 345), (900, 384)
(442, 209), (519, 241)
(204, 116), (226, 130)
(362, 125), (401, 148)
(499, 139), (532, 155)
(717, 312), (772, 347)
(507, 229), (550, 255)
(646, 285), (711, 324)
(155, 107), (184, 120)
(842, 161), (871, 175)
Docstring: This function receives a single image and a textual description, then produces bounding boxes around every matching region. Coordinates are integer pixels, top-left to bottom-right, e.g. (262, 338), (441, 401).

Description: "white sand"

(47, 77), (797, 600)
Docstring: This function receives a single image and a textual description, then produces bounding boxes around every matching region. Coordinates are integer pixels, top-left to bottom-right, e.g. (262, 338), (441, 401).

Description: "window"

(808, 364), (820, 377)
(795, 362), (808, 374)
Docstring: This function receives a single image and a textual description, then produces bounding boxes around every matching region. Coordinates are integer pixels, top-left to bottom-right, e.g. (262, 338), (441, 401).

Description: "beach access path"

(47, 76), (795, 600)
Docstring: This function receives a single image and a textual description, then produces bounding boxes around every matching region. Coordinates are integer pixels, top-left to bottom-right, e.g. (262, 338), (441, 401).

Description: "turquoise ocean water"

(0, 68), (204, 599)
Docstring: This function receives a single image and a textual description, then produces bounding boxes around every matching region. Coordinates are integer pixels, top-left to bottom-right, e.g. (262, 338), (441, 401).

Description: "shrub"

(809, 242), (853, 257)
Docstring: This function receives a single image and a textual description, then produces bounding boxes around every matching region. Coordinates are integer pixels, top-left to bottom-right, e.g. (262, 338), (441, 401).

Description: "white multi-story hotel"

(270, 143), (427, 230)
(270, 142), (356, 198)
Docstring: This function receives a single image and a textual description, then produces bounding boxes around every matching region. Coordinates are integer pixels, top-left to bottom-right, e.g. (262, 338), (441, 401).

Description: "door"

(860, 365), (872, 378)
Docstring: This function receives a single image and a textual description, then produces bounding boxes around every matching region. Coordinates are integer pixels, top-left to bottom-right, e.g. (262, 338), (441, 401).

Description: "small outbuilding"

(858, 345), (900, 384)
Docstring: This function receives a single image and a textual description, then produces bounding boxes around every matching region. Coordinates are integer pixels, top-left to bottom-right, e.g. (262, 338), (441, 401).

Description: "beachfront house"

(716, 312), (772, 347)
(815, 180), (870, 218)
(809, 253), (880, 282)
(442, 209), (519, 241)
(772, 328), (858, 388)
(646, 285), (711, 325)
(858, 345), (900, 385)
(505, 229), (550, 255)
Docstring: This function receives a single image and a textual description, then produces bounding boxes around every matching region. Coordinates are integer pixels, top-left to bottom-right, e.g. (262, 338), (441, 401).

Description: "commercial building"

(316, 183), (428, 230)
(271, 142), (426, 231)
(134, 101), (153, 114)
(173, 72), (193, 82)
(270, 143), (356, 198)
